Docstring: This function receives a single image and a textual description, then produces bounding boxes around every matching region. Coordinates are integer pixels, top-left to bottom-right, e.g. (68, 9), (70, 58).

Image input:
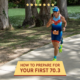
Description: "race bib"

(53, 30), (59, 35)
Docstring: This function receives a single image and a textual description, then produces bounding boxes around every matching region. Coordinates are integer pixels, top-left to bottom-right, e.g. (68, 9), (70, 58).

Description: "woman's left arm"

(61, 16), (67, 31)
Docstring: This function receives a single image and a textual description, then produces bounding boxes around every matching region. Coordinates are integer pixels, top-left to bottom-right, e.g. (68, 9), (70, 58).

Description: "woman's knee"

(54, 42), (59, 49)
(54, 46), (58, 50)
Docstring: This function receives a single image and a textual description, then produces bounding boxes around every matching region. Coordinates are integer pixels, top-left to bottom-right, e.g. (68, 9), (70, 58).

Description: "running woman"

(46, 6), (67, 61)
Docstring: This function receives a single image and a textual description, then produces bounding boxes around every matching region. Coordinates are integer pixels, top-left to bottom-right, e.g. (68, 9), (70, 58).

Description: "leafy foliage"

(8, 2), (18, 8)
(67, 0), (80, 5)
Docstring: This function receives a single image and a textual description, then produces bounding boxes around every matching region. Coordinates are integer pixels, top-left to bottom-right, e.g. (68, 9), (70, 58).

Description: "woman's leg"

(52, 41), (55, 47)
(53, 42), (59, 56)
(52, 41), (60, 61)
(59, 31), (63, 53)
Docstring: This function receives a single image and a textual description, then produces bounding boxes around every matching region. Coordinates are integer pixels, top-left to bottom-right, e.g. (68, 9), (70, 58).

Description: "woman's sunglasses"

(53, 11), (57, 12)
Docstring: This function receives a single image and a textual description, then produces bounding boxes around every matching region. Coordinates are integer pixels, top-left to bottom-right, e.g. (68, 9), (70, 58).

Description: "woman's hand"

(49, 18), (55, 25)
(50, 20), (54, 25)
(46, 18), (54, 27)
(63, 27), (66, 32)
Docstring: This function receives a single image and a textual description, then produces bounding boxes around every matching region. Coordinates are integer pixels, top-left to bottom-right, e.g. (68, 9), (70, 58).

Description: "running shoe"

(52, 58), (57, 61)
(59, 44), (62, 53)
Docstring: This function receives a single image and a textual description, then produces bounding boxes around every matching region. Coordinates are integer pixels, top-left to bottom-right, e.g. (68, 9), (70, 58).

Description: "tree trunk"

(35, 0), (51, 27)
(57, 0), (68, 20)
(0, 0), (10, 30)
(31, 0), (38, 18)
(22, 0), (34, 27)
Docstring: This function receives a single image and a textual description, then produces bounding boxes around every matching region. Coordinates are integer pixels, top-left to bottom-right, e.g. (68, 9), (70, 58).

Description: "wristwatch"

(64, 26), (67, 28)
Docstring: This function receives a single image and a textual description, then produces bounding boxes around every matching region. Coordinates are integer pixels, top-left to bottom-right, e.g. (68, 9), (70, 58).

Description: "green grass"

(9, 15), (25, 28)
(8, 6), (80, 16)
(67, 6), (80, 18)
(8, 8), (25, 16)
(8, 8), (25, 28)
(67, 6), (80, 13)
(38, 6), (80, 14)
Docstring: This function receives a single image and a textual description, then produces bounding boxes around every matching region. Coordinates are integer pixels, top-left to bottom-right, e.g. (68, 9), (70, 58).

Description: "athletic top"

(51, 15), (62, 31)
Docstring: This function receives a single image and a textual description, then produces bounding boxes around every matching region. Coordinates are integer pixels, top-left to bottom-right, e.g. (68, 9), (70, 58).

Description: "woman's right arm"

(46, 14), (53, 28)
(46, 18), (52, 28)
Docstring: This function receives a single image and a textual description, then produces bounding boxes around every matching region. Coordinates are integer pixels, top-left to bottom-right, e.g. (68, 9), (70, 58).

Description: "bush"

(18, 0), (25, 8)
(67, 0), (80, 6)
(8, 2), (18, 8)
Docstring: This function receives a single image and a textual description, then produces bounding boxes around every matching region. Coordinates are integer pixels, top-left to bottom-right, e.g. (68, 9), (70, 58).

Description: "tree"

(0, 0), (10, 30)
(35, 0), (51, 27)
(57, 0), (68, 20)
(31, 0), (38, 18)
(22, 0), (34, 27)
